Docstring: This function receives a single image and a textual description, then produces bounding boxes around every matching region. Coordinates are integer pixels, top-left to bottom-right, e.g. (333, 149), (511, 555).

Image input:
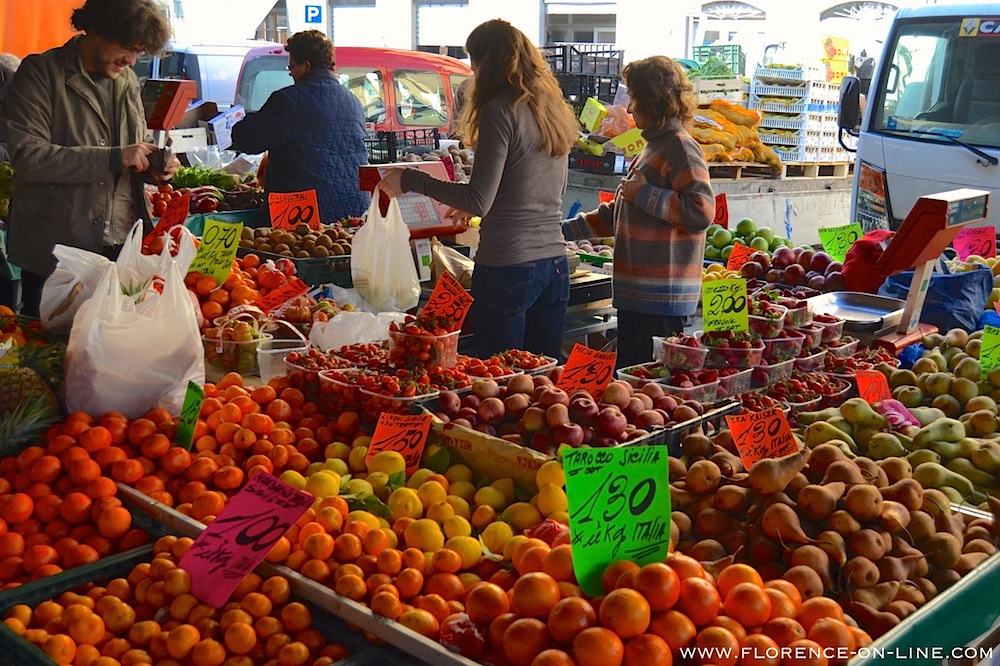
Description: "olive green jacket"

(2, 36), (152, 276)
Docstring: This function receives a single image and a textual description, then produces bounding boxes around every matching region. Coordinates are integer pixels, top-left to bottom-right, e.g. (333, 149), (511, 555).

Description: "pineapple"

(0, 339), (63, 452)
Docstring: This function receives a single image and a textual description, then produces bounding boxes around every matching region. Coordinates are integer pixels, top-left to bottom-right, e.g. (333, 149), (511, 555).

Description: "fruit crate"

(237, 246), (352, 288)
(759, 113), (807, 130)
(754, 65), (821, 82)
(693, 76), (745, 105)
(116, 485), (481, 666)
(576, 251), (614, 267)
(364, 128), (440, 164)
(692, 45), (747, 76)
(644, 399), (742, 453)
(542, 44), (623, 76)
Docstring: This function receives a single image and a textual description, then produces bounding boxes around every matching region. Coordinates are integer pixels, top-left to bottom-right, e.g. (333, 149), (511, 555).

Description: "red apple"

(595, 406), (628, 438)
(601, 381), (633, 409)
(545, 403), (570, 429)
(520, 406), (546, 433)
(807, 275), (825, 290)
(530, 431), (554, 451)
(784, 263), (806, 286)
(452, 418), (473, 429)
(765, 268), (783, 283)
(471, 378), (500, 399)
(594, 436), (619, 448)
(825, 271), (845, 292)
(568, 397), (600, 427)
(749, 251), (771, 269)
(501, 434), (524, 446)
(538, 387), (570, 408)
(461, 394), (481, 410)
(797, 249), (815, 270)
(503, 393), (531, 420)
(477, 397), (506, 424)
(635, 409), (666, 429)
(622, 397), (646, 422)
(825, 261), (843, 276)
(532, 375), (554, 389)
(506, 374), (535, 396)
(771, 246), (797, 269)
(433, 411), (451, 424)
(553, 422), (585, 447)
(474, 423), (497, 437)
(683, 399), (706, 415)
(633, 393), (654, 410)
(438, 391), (462, 416)
(640, 382), (665, 400)
(497, 422), (517, 437)
(547, 367), (563, 384)
(740, 261), (765, 280)
(809, 251), (832, 274)
(625, 429), (650, 441)
(654, 395), (679, 412)
(457, 407), (479, 425)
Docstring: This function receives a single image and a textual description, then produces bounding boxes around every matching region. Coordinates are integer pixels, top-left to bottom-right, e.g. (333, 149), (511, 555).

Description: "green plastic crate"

(577, 251), (614, 267)
(692, 44), (747, 76)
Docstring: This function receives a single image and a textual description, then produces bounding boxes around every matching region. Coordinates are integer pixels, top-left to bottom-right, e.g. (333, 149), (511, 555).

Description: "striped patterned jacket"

(564, 118), (715, 316)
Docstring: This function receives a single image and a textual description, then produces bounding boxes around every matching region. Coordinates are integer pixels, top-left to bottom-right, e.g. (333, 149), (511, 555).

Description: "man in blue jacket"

(231, 31), (370, 224)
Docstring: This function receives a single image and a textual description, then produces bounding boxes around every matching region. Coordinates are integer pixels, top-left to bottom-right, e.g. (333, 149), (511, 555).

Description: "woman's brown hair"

(622, 56), (696, 129)
(459, 19), (578, 157)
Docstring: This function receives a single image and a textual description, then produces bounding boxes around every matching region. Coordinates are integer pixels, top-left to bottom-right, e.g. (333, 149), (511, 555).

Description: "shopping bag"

(64, 259), (205, 418)
(39, 246), (112, 334)
(430, 237), (474, 289)
(309, 311), (408, 352)
(878, 265), (993, 333)
(118, 220), (198, 298)
(350, 187), (420, 312)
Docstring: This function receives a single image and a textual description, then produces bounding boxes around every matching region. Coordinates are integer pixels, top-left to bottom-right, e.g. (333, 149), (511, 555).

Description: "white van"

(133, 41), (280, 108)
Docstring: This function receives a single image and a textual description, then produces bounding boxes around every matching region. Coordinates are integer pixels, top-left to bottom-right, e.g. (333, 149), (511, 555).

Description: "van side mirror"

(839, 76), (862, 131)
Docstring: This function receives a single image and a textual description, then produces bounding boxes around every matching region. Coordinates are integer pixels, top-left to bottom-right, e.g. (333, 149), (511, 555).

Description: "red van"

(234, 45), (472, 135)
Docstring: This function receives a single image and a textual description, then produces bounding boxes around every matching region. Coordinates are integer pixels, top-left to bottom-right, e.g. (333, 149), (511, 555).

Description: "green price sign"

(818, 223), (863, 263)
(702, 278), (748, 333)
(563, 446), (671, 597)
(188, 218), (244, 285)
(981, 325), (1000, 373)
(175, 381), (205, 451)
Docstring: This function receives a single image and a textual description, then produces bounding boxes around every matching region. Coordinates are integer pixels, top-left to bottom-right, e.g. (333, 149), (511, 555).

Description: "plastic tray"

(617, 361), (670, 388)
(749, 304), (788, 339)
(698, 332), (765, 370)
(285, 356), (356, 403)
(654, 336), (708, 371)
(203, 332), (271, 377)
(762, 329), (806, 363)
(819, 377), (853, 409)
(750, 358), (795, 389)
(813, 315), (845, 344)
(360, 387), (441, 424)
(794, 323), (823, 349)
(793, 348), (827, 372)
(662, 379), (719, 404)
(319, 368), (363, 414)
(824, 336), (860, 358)
(718, 369), (753, 398)
(388, 329), (460, 371)
(642, 399), (742, 454)
(786, 395), (822, 424)
(236, 246), (353, 288)
(784, 304), (814, 328)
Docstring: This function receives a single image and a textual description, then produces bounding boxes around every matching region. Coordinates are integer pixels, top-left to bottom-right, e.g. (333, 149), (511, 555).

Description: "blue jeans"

(470, 256), (570, 359)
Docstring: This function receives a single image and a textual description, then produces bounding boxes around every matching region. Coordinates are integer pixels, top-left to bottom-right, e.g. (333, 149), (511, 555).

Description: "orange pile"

(185, 254), (264, 328)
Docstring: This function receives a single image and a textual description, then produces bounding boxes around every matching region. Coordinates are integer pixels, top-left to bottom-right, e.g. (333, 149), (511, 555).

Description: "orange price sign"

(252, 277), (310, 315)
(714, 193), (729, 229)
(421, 271), (474, 329)
(179, 473), (313, 607)
(855, 370), (892, 404)
(725, 408), (798, 469)
(558, 343), (617, 398)
(366, 412), (433, 475)
(953, 226), (996, 261)
(726, 242), (755, 271)
(598, 190), (616, 204)
(269, 190), (320, 231)
(143, 191), (191, 247)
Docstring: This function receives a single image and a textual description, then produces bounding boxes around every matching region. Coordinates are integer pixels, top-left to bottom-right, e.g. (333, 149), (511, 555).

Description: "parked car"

(234, 45), (472, 135)
(133, 41), (281, 108)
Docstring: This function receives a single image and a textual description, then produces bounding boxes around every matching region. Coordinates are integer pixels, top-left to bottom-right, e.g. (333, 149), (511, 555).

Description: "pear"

(927, 351), (948, 372)
(945, 458), (998, 489)
(931, 394), (962, 418)
(945, 328), (969, 348)
(893, 385), (924, 409)
(988, 367), (1000, 390)
(950, 377), (980, 407)
(867, 433), (906, 459)
(912, 418), (965, 449)
(966, 410), (1000, 438)
(796, 407), (841, 426)
(889, 369), (918, 389)
(911, 357), (939, 375)
(913, 462), (976, 499)
(805, 421), (857, 450)
(924, 373), (953, 398)
(906, 449), (941, 467)
(909, 407), (947, 427)
(966, 338), (982, 360)
(953, 357), (980, 380)
(826, 416), (855, 438)
(972, 441), (1000, 475)
(840, 398), (889, 429)
(922, 333), (945, 348)
(853, 425), (880, 450)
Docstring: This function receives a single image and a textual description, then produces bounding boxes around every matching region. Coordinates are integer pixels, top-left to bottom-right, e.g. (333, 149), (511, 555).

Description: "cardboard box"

(430, 419), (550, 493)
(199, 105), (246, 151)
(694, 76), (745, 106)
(607, 127), (645, 157)
(568, 149), (625, 175)
(167, 127), (208, 154)
(579, 97), (608, 133)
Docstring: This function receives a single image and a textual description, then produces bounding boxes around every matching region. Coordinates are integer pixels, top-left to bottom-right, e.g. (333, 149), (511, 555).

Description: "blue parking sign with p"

(305, 5), (322, 23)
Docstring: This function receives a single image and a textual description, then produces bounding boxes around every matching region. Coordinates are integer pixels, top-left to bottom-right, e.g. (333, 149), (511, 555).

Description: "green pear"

(892, 385), (925, 409)
(988, 367), (1000, 390)
(805, 421), (857, 450)
(945, 457), (998, 488)
(911, 357), (940, 375)
(966, 396), (998, 414)
(966, 410), (1000, 437)
(913, 461), (976, 498)
(795, 407), (841, 426)
(950, 377), (980, 407)
(906, 449), (941, 467)
(889, 369), (918, 389)
(945, 328), (970, 348)
(953, 357), (980, 380)
(909, 407), (947, 427)
(852, 425), (880, 450)
(971, 441), (1000, 475)
(924, 373), (953, 398)
(826, 416), (855, 438)
(927, 351), (948, 371)
(912, 418), (966, 449)
(932, 394), (962, 418)
(922, 333), (945, 348)
(840, 398), (889, 429)
(867, 433), (906, 459)
(966, 338), (982, 360)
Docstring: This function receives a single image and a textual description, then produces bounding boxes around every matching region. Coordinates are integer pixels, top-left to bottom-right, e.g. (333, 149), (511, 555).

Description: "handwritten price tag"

(421, 271), (474, 329)
(818, 223), (863, 263)
(143, 191), (191, 247)
(953, 227), (996, 261)
(856, 370), (892, 404)
(253, 277), (310, 315)
(981, 325), (1000, 373)
(725, 408), (798, 469)
(557, 343), (616, 398)
(702, 278), (748, 333)
(714, 193), (729, 229)
(564, 446), (670, 596)
(175, 381), (205, 451)
(179, 473), (313, 607)
(187, 218), (243, 285)
(269, 190), (320, 231)
(726, 242), (754, 271)
(366, 413), (433, 475)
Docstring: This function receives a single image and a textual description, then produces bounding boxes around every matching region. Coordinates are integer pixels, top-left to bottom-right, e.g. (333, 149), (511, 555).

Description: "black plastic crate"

(542, 44), (624, 76)
(364, 128), (440, 164)
(236, 246), (353, 288)
(555, 72), (619, 112)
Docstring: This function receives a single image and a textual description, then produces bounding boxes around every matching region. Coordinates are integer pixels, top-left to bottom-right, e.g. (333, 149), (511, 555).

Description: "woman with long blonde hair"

(380, 19), (579, 359)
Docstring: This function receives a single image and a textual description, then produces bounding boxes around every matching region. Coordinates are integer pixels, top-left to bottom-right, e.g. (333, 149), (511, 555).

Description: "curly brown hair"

(71, 0), (170, 54)
(287, 30), (335, 70)
(460, 19), (578, 157)
(622, 56), (695, 130)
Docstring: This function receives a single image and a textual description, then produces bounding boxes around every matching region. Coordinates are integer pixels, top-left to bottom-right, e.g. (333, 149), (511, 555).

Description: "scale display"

(140, 79), (197, 132)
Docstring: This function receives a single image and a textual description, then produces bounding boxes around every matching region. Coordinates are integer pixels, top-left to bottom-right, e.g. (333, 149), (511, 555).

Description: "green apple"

(750, 237), (770, 251)
(705, 245), (722, 260)
(706, 224), (723, 238)
(711, 228), (734, 249)
(721, 244), (735, 261)
(755, 227), (775, 244)
(735, 218), (757, 237)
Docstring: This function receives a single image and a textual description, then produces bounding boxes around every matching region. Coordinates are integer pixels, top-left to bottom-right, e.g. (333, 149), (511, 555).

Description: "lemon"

(348, 446), (369, 473)
(445, 495), (471, 519)
(417, 481), (448, 508)
(304, 471), (341, 499)
(481, 521), (514, 555)
(443, 515), (472, 539)
(322, 458), (349, 476)
(445, 536), (482, 570)
(448, 481), (476, 503)
(387, 487), (424, 521)
(426, 500), (456, 522)
(536, 461), (565, 489)
(367, 471), (391, 501)
(549, 510), (570, 525)
(537, 484), (568, 517)
(404, 519), (444, 552)
(406, 468), (435, 490)
(352, 435), (372, 449)
(474, 486), (507, 512)
(503, 534), (529, 561)
(348, 510), (381, 530)
(445, 464), (474, 484)
(306, 462), (323, 476)
(344, 478), (373, 500)
(279, 470), (306, 490)
(367, 451), (407, 476)
(507, 501), (543, 532)
(490, 478), (516, 504)
(324, 442), (351, 460)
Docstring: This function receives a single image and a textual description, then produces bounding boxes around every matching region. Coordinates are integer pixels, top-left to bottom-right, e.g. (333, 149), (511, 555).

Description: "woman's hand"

(444, 207), (473, 226)
(379, 168), (406, 197)
(620, 169), (647, 203)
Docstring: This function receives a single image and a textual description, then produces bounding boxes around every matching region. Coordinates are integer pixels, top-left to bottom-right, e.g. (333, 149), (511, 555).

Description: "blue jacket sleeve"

(230, 92), (291, 154)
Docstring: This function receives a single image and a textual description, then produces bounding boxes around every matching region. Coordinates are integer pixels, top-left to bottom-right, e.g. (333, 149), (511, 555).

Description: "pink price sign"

(953, 227), (996, 262)
(179, 473), (313, 607)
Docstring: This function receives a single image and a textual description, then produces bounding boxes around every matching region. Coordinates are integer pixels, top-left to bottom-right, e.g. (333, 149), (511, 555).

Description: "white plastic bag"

(64, 260), (205, 418)
(309, 311), (408, 353)
(350, 189), (420, 312)
(39, 246), (112, 334)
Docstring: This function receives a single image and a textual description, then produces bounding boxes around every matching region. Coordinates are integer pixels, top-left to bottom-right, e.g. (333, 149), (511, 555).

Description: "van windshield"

(393, 69), (449, 127)
(235, 55), (293, 112)
(872, 18), (1000, 150)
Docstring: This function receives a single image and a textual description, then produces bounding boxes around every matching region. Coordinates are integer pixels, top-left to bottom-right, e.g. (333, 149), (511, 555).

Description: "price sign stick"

(714, 193), (729, 229)
(187, 218), (243, 285)
(557, 343), (616, 398)
(175, 381), (205, 451)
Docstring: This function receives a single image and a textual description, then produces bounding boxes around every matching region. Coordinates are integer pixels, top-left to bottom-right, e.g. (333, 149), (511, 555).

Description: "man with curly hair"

(2, 0), (175, 317)
(563, 56), (716, 368)
(230, 30), (370, 225)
